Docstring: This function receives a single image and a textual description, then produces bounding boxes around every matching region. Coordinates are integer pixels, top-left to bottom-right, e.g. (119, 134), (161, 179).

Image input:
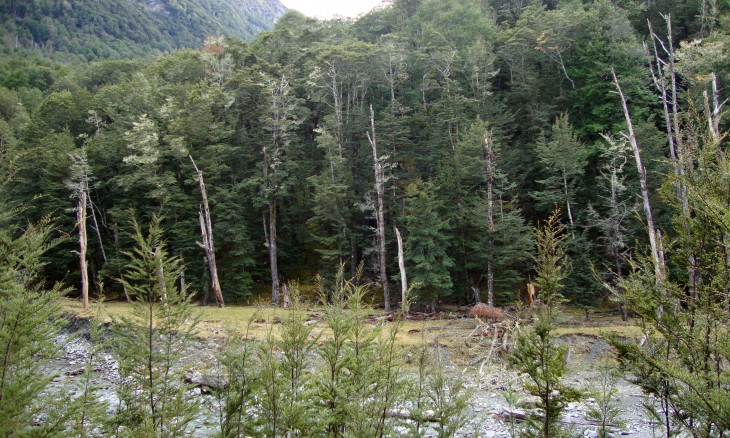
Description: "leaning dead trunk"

(612, 69), (664, 284)
(190, 156), (224, 307)
(78, 184), (89, 311)
(367, 104), (391, 312)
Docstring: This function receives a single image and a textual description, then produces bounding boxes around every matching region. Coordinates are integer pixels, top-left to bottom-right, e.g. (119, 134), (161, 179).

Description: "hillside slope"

(0, 0), (288, 61)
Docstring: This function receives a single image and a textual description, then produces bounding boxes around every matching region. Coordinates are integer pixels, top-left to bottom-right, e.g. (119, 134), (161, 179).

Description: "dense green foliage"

(0, 1), (729, 435)
(609, 109), (730, 436)
(510, 211), (580, 437)
(0, 0), (727, 312)
(109, 214), (201, 436)
(0, 0), (287, 61)
(216, 272), (469, 437)
(0, 212), (74, 435)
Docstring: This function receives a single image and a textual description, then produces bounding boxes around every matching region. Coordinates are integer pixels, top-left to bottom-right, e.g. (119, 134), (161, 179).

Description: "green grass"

(61, 298), (476, 345)
(62, 298), (643, 348)
(553, 325), (643, 338)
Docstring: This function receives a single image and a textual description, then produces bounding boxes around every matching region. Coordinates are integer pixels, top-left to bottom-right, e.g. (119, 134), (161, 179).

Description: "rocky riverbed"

(49, 316), (661, 437)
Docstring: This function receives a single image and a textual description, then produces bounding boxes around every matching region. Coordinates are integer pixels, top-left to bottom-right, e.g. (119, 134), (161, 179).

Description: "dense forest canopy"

(0, 0), (727, 309)
(0, 0), (288, 61)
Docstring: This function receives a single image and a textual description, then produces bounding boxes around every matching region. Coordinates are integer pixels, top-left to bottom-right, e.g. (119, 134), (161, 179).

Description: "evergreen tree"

(0, 213), (75, 436)
(509, 211), (580, 437)
(609, 107), (730, 437)
(403, 180), (454, 306)
(109, 214), (200, 437)
(535, 113), (589, 227)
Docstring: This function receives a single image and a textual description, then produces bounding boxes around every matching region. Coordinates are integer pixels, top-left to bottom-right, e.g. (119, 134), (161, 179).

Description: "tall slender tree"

(367, 104), (391, 311)
(260, 73), (301, 305)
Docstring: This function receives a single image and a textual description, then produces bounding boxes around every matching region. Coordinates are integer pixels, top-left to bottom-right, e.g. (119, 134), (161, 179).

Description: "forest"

(0, 0), (287, 61)
(0, 0), (729, 436)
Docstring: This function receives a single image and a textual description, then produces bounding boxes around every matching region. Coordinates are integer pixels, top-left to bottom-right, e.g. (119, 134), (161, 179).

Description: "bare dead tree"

(612, 69), (665, 286)
(704, 73), (725, 147)
(190, 156), (224, 307)
(66, 150), (94, 310)
(649, 17), (689, 215)
(367, 104), (391, 312)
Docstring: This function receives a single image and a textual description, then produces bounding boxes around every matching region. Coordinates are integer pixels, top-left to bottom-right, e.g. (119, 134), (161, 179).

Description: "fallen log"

(492, 408), (527, 422)
(183, 373), (226, 393)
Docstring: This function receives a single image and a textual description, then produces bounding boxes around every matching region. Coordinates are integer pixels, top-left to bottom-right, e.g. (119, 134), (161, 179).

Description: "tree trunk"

(704, 73), (721, 145)
(484, 131), (495, 306)
(190, 156), (224, 307)
(395, 226), (407, 312)
(269, 200), (280, 305)
(612, 69), (664, 285)
(78, 185), (89, 311)
(367, 104), (391, 312)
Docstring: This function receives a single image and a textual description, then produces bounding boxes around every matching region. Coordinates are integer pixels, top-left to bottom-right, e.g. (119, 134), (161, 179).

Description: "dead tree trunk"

(649, 17), (705, 306)
(367, 104), (391, 312)
(394, 226), (407, 312)
(484, 131), (496, 306)
(78, 184), (89, 311)
(704, 73), (722, 146)
(612, 69), (664, 285)
(190, 156), (224, 307)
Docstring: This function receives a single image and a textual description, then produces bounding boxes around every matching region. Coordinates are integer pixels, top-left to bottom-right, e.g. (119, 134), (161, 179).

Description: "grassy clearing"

(61, 298), (476, 346)
(553, 325), (643, 338)
(62, 298), (642, 348)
